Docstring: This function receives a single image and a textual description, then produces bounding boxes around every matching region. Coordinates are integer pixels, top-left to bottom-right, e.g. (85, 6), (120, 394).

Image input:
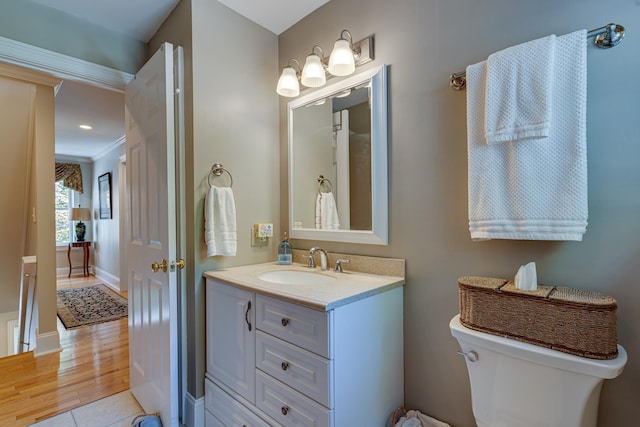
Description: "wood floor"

(0, 276), (129, 427)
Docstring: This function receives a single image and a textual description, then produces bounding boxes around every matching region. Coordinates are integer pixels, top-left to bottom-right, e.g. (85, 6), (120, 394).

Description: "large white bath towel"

(485, 34), (556, 144)
(205, 186), (237, 256)
(315, 192), (340, 230)
(467, 30), (588, 241)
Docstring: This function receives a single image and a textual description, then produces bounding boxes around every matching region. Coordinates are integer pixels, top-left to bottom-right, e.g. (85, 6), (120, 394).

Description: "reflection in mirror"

(288, 65), (388, 245)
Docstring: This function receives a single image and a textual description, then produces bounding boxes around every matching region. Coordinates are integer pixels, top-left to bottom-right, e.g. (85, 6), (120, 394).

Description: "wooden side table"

(68, 241), (92, 277)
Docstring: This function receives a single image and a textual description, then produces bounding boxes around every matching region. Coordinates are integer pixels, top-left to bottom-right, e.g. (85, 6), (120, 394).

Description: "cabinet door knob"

(281, 318), (289, 327)
(281, 406), (289, 416)
(281, 361), (290, 371)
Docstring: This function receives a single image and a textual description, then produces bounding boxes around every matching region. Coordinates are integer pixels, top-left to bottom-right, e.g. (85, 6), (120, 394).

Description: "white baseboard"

(56, 266), (94, 278)
(34, 329), (61, 357)
(94, 267), (120, 290)
(184, 392), (205, 427)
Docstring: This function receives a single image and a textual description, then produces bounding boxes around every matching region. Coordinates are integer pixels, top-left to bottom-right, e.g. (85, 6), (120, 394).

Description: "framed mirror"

(288, 64), (388, 245)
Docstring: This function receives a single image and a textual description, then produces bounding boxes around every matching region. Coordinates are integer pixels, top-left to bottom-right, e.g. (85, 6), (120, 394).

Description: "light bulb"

(276, 67), (300, 97)
(328, 39), (355, 76)
(301, 54), (326, 87)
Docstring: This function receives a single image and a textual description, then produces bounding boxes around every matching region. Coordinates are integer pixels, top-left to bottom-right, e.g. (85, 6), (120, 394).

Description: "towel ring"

(317, 175), (332, 193)
(208, 163), (233, 188)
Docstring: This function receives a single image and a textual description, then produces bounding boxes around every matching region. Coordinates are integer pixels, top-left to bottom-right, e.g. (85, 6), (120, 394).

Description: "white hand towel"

(467, 30), (588, 241)
(315, 193), (322, 229)
(315, 192), (340, 230)
(204, 186), (237, 256)
(485, 34), (556, 144)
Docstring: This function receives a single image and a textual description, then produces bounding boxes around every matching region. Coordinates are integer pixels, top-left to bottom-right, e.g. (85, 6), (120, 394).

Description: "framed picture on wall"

(98, 172), (112, 219)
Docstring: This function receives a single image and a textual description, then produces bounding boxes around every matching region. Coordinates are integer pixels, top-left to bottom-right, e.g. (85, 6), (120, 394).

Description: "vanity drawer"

(256, 370), (331, 427)
(205, 409), (221, 427)
(205, 379), (275, 427)
(256, 331), (332, 408)
(256, 294), (331, 358)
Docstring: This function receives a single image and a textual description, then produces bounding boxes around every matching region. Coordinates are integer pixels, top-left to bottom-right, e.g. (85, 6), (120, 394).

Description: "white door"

(125, 42), (179, 426)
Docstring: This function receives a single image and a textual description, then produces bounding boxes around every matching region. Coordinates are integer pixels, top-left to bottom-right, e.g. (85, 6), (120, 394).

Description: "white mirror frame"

(288, 64), (388, 245)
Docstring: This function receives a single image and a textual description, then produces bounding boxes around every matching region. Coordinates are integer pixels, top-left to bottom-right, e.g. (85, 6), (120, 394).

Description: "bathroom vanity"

(204, 261), (404, 426)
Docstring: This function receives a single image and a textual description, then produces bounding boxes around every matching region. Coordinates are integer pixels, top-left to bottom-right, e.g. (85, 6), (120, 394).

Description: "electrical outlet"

(250, 226), (269, 248)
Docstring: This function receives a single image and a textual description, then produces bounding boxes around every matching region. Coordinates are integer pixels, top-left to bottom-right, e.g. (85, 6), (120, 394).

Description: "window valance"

(55, 162), (83, 193)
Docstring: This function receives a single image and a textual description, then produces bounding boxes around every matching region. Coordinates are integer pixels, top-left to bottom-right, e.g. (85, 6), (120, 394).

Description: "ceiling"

(47, 0), (329, 160)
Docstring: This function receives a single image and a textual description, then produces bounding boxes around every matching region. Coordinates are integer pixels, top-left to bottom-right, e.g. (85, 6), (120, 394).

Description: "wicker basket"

(458, 276), (618, 360)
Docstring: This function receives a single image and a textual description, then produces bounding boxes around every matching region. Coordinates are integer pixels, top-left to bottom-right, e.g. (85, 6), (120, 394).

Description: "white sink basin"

(257, 269), (337, 285)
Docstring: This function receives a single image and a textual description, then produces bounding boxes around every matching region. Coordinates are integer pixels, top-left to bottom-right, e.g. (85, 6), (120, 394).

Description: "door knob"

(151, 259), (167, 273)
(170, 259), (185, 272)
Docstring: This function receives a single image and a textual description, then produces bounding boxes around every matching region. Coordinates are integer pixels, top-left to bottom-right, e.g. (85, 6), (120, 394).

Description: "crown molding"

(0, 62), (61, 87)
(92, 135), (126, 161)
(55, 154), (94, 164)
(0, 36), (134, 92)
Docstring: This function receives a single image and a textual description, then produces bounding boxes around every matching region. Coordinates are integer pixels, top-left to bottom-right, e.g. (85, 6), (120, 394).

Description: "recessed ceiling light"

(79, 124), (93, 130)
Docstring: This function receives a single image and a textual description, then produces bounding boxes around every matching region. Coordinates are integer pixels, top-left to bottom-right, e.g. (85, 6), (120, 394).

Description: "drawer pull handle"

(245, 301), (252, 331)
(281, 318), (290, 327)
(281, 361), (290, 371)
(281, 406), (289, 416)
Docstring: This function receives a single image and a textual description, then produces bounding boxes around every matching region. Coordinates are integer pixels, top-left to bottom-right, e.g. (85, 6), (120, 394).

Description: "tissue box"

(458, 276), (618, 360)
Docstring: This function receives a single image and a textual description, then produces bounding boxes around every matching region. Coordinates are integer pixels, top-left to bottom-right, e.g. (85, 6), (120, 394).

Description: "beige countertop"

(203, 262), (405, 311)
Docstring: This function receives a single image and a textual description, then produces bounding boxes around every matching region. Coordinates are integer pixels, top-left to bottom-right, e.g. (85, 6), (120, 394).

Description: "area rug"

(57, 284), (128, 329)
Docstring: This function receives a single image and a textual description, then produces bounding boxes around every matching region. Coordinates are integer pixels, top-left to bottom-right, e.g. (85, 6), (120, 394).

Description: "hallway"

(0, 276), (130, 426)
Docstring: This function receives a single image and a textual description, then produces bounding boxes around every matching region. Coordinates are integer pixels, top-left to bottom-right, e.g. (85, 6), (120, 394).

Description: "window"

(55, 181), (72, 244)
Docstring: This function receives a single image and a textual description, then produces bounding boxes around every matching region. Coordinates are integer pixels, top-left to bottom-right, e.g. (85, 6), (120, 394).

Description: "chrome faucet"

(309, 247), (329, 271)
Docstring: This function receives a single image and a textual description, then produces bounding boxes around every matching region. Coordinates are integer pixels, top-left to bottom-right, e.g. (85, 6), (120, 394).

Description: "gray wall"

(279, 1), (640, 426)
(151, 0), (280, 400)
(92, 145), (125, 285)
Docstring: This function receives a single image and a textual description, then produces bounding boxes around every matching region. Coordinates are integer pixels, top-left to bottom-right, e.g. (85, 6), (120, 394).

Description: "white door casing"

(125, 42), (179, 427)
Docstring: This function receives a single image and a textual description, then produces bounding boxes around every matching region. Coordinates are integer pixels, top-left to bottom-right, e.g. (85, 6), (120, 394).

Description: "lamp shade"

(301, 54), (326, 87)
(71, 207), (91, 222)
(328, 39), (355, 76)
(276, 67), (300, 97)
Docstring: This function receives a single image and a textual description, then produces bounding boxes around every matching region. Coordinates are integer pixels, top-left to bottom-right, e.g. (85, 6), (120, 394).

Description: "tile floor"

(27, 391), (144, 427)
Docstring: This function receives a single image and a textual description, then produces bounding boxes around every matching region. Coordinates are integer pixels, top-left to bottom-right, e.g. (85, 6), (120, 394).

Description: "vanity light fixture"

(79, 124), (93, 130)
(276, 59), (301, 97)
(301, 46), (327, 88)
(276, 29), (374, 97)
(328, 30), (356, 76)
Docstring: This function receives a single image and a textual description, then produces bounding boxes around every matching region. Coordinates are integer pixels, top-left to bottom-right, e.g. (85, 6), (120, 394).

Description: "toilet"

(450, 314), (627, 427)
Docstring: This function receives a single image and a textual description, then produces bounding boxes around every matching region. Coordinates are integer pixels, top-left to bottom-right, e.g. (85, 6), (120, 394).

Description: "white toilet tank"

(450, 314), (627, 427)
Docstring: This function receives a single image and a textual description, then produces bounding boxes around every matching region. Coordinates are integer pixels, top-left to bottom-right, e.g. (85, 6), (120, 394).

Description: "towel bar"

(317, 175), (333, 192)
(208, 163), (233, 188)
(449, 23), (625, 90)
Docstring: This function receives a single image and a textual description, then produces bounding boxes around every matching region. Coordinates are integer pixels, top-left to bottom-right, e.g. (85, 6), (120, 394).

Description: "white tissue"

(515, 262), (538, 291)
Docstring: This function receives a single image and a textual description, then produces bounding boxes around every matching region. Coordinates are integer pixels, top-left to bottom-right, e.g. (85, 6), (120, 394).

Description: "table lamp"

(71, 206), (91, 241)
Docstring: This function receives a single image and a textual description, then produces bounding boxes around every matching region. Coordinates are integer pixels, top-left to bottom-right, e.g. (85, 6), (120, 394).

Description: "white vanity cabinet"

(205, 274), (403, 427)
(205, 281), (256, 402)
